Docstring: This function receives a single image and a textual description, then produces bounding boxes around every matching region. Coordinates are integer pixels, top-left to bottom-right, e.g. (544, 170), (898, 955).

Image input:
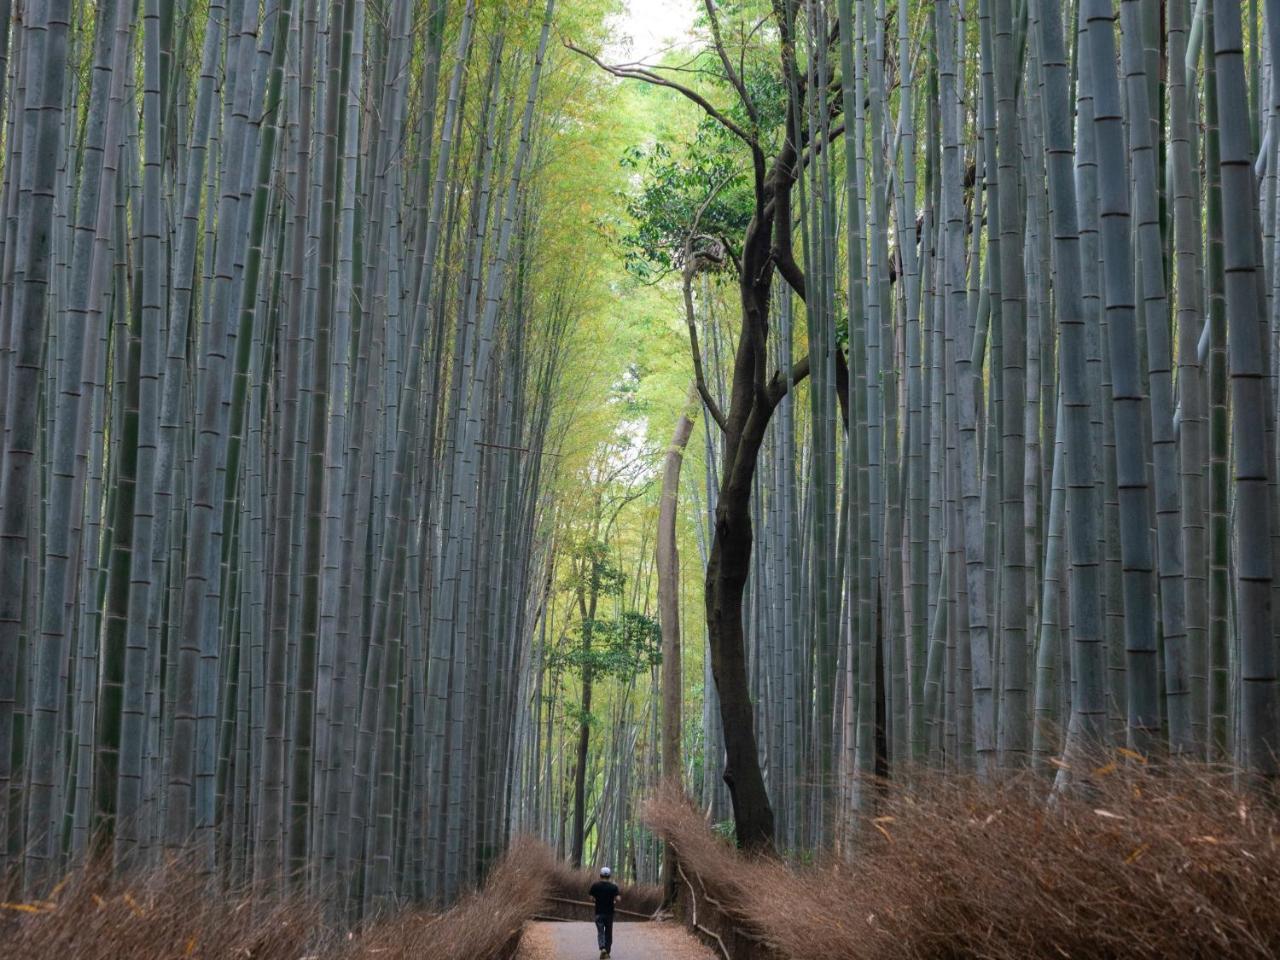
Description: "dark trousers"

(595, 913), (614, 951)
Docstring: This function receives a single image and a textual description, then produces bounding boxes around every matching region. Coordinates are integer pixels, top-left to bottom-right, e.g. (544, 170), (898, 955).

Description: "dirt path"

(518, 920), (717, 960)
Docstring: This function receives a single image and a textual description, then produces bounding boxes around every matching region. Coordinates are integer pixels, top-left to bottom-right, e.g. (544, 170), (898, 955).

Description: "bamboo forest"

(5, 0), (1280, 957)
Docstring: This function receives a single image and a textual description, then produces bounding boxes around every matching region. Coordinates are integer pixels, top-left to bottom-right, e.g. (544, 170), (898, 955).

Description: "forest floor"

(518, 920), (716, 960)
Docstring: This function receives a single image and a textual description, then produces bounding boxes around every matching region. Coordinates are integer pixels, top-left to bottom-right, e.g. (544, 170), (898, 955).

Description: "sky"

(606, 0), (697, 62)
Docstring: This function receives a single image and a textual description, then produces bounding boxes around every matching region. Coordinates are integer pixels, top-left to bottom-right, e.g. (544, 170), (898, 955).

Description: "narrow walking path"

(518, 920), (717, 960)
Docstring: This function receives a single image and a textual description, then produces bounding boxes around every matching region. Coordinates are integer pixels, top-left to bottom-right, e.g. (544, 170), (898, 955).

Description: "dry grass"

(0, 859), (325, 959)
(646, 762), (1280, 959)
(543, 858), (664, 917)
(345, 836), (555, 960)
(0, 837), (556, 960)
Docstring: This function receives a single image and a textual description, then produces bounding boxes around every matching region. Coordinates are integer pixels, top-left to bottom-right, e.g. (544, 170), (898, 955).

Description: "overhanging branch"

(562, 37), (757, 149)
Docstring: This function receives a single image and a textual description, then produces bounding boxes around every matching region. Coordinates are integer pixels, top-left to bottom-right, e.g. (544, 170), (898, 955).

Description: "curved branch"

(703, 0), (758, 127)
(773, 243), (806, 301)
(719, 234), (743, 276)
(562, 37), (757, 148)
(765, 352), (810, 408)
(679, 182), (733, 434)
(684, 261), (729, 433)
(761, 347), (844, 419)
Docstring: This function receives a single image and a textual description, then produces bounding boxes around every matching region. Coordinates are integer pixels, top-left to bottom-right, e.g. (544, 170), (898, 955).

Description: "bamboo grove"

(6, 0), (1280, 926)
(525, 0), (1280, 860)
(0, 0), (640, 915)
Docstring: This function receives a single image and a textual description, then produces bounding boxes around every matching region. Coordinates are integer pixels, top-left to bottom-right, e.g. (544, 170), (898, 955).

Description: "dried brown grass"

(0, 837), (556, 960)
(0, 858), (325, 959)
(646, 762), (1280, 959)
(543, 858), (664, 917)
(345, 836), (555, 960)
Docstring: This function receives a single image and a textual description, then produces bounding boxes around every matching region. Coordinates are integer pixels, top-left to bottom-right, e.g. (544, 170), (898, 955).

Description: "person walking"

(589, 866), (621, 958)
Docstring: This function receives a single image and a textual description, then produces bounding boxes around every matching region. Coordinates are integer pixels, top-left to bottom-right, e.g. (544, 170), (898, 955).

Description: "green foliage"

(610, 362), (649, 418)
(617, 123), (753, 280)
(562, 701), (597, 732)
(551, 537), (663, 680)
(711, 819), (737, 843)
(551, 611), (663, 680)
(614, 36), (791, 284)
(559, 538), (627, 599)
(593, 610), (664, 674)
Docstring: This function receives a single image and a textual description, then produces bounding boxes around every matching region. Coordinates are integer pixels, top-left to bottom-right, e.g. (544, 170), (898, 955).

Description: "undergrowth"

(646, 761), (1280, 959)
(0, 836), (554, 960)
(346, 836), (554, 959)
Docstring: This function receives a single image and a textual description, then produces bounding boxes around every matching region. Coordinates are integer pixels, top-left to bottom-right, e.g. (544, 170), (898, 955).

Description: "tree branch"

(684, 261), (729, 433)
(759, 348), (847, 429)
(765, 353), (810, 408)
(562, 37), (757, 148)
(773, 243), (806, 301)
(835, 346), (850, 431)
(703, 0), (758, 127)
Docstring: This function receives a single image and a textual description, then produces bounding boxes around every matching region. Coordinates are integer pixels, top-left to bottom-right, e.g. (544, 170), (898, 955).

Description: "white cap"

(600, 866), (612, 877)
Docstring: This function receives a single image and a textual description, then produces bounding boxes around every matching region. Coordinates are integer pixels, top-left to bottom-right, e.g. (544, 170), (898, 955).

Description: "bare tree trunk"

(659, 385), (696, 896)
